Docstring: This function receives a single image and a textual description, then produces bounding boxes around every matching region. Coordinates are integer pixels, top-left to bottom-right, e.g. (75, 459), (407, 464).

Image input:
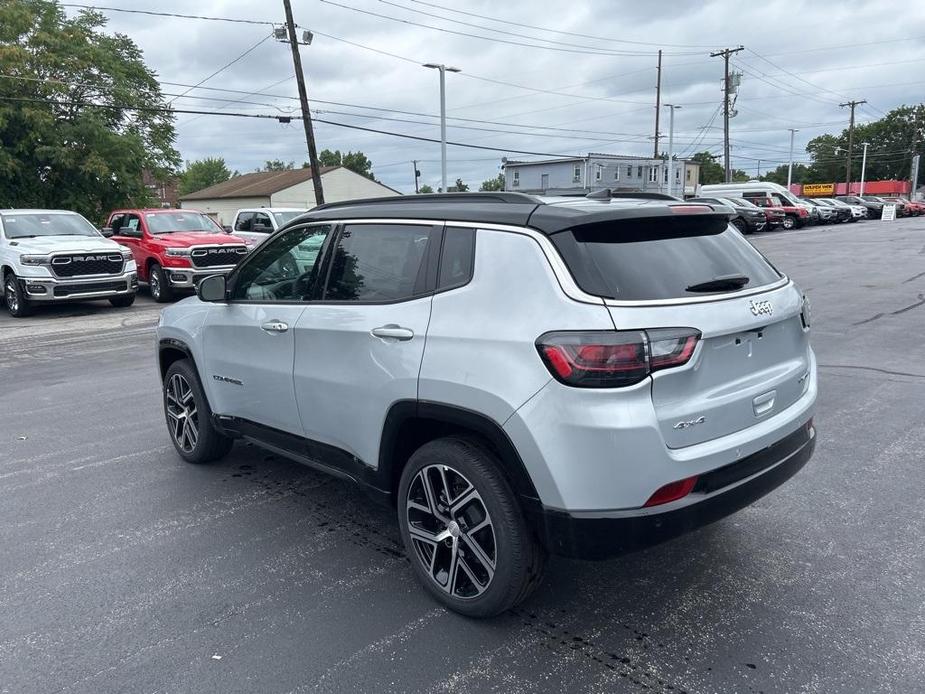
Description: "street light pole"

(665, 104), (681, 197)
(787, 128), (799, 189)
(859, 142), (870, 196)
(423, 63), (461, 193)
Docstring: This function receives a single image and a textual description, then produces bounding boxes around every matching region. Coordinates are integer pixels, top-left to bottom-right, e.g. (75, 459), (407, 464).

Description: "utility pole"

(653, 50), (662, 159)
(911, 153), (921, 200)
(756, 159), (761, 179)
(839, 99), (866, 195)
(787, 128), (799, 189)
(282, 0), (324, 206)
(665, 104), (681, 197)
(710, 46), (744, 183)
(859, 142), (869, 196)
(412, 160), (420, 193)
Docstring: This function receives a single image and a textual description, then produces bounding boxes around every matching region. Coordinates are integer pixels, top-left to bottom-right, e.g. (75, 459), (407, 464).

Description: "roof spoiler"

(311, 192), (539, 211)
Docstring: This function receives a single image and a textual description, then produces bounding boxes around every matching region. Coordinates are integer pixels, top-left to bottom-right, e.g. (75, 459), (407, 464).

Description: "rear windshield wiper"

(686, 274), (750, 293)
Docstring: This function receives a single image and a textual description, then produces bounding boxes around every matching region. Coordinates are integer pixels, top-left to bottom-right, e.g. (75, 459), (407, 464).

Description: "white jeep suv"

(230, 208), (308, 247)
(156, 192), (817, 617)
(1, 209), (137, 317)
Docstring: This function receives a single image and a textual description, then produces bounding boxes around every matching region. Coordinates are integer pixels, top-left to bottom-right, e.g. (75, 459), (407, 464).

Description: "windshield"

(1, 213), (100, 239)
(145, 212), (223, 234)
(725, 197), (758, 208)
(271, 211), (305, 226)
(862, 196), (886, 202)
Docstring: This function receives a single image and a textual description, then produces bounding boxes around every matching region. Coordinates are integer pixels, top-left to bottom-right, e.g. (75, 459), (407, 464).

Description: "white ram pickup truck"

(0, 209), (137, 317)
(230, 208), (307, 247)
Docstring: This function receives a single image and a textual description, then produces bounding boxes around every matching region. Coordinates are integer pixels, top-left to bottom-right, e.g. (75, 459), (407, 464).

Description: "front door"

(293, 222), (441, 468)
(200, 223), (335, 435)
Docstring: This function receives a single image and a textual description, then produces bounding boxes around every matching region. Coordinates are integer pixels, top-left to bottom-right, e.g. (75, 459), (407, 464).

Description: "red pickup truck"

(104, 209), (249, 302)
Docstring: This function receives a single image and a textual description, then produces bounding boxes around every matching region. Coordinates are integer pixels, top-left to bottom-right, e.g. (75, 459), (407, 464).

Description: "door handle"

(261, 320), (289, 334)
(371, 325), (414, 341)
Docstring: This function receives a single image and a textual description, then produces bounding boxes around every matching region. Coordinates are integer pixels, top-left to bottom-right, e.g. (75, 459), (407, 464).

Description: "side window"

(253, 212), (272, 231)
(230, 224), (333, 302)
(324, 224), (436, 303)
(125, 214), (141, 231)
(110, 214), (125, 233)
(234, 212), (253, 231)
(438, 227), (476, 291)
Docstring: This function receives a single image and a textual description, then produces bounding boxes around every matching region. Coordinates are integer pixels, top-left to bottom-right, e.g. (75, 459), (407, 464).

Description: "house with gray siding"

(502, 153), (700, 197)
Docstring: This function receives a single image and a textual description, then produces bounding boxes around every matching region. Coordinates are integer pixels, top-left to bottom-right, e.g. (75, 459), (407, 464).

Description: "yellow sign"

(803, 183), (835, 196)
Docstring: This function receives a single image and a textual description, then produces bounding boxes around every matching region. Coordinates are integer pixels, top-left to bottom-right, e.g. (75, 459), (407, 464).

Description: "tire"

(163, 359), (233, 464)
(4, 272), (33, 318)
(149, 262), (173, 303)
(109, 293), (136, 308)
(732, 218), (752, 235)
(397, 436), (547, 618)
(781, 215), (796, 230)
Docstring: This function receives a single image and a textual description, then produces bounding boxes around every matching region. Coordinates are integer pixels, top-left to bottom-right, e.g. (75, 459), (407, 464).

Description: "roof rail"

(311, 192), (539, 211)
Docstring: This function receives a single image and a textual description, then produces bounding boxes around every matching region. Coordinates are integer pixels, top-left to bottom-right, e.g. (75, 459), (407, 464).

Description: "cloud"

(70, 0), (925, 190)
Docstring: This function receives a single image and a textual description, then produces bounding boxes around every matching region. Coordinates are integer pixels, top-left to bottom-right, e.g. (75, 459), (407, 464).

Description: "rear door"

(292, 222), (441, 467)
(562, 216), (811, 449)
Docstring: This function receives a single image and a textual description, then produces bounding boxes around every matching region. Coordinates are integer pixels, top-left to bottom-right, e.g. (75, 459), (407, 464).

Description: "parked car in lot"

(882, 197), (924, 216)
(231, 208), (308, 246)
(837, 195), (884, 218)
(1, 209), (137, 317)
(689, 196), (767, 233)
(813, 199), (852, 223)
(800, 198), (838, 224)
(862, 196), (909, 217)
(106, 209), (249, 302)
(819, 198), (866, 221)
(701, 182), (813, 229)
(156, 192), (817, 617)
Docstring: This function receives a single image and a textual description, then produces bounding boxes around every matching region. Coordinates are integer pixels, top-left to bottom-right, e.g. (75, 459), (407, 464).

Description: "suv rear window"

(552, 217), (782, 301)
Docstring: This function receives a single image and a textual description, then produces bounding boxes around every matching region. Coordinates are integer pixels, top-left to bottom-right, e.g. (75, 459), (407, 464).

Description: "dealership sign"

(803, 183), (836, 196)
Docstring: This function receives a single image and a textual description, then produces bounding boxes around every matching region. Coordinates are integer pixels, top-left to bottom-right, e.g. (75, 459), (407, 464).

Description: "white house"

(179, 166), (400, 224)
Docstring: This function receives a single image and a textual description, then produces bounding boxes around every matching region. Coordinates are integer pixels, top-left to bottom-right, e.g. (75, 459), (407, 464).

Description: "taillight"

(644, 476), (699, 507)
(536, 328), (700, 388)
(800, 294), (811, 330)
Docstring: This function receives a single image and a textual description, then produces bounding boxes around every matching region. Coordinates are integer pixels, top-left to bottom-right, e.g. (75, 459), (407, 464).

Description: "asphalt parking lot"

(2, 219), (924, 693)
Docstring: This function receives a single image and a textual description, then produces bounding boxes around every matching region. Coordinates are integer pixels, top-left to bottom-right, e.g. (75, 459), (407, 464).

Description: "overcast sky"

(66, 0), (925, 192)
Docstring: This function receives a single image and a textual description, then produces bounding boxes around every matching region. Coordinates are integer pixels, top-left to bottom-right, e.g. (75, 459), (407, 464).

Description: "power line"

(168, 33), (273, 104)
(318, 0), (686, 56)
(60, 3), (274, 25)
(404, 0), (720, 48)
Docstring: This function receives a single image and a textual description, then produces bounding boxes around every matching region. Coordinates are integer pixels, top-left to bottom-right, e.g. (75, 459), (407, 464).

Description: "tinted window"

(553, 218), (782, 301)
(253, 212), (272, 231)
(438, 227), (475, 290)
(324, 224), (435, 302)
(234, 212), (253, 231)
(231, 224), (333, 302)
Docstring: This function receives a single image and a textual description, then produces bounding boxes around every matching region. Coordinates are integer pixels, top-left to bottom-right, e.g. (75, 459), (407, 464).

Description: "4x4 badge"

(749, 299), (773, 317)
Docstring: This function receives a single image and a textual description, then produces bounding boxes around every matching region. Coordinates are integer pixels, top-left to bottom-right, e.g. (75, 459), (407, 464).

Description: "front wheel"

(732, 218), (752, 235)
(109, 293), (136, 308)
(163, 359), (233, 464)
(781, 215), (796, 230)
(398, 436), (546, 618)
(4, 273), (33, 318)
(149, 263), (173, 303)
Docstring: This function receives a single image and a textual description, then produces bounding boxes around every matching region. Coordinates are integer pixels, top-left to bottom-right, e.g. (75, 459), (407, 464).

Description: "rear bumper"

(20, 271), (137, 302)
(533, 422), (815, 560)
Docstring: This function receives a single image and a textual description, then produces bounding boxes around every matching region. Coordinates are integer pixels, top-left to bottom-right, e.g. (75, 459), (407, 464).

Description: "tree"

(262, 160), (294, 171)
(418, 184), (434, 194)
(479, 173), (505, 191)
(0, 1), (179, 221)
(316, 149), (376, 180)
(690, 151), (725, 184)
(178, 158), (231, 195)
(761, 163), (810, 186)
(449, 178), (469, 192)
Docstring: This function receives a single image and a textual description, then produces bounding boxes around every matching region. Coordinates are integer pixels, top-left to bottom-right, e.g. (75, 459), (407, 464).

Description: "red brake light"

(669, 205), (711, 214)
(644, 476), (699, 507)
(537, 329), (700, 388)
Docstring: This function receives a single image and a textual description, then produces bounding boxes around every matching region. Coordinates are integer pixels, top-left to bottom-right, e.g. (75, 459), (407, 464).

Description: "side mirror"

(100, 227), (114, 237)
(197, 274), (227, 302)
(222, 225), (233, 233)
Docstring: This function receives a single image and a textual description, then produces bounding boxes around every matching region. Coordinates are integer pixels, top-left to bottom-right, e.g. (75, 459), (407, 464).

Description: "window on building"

(686, 168), (693, 182)
(664, 167), (669, 183)
(512, 170), (519, 187)
(676, 168), (681, 180)
(573, 165), (582, 182)
(637, 166), (643, 178)
(613, 167), (620, 181)
(626, 165), (632, 178)
(595, 167), (602, 181)
(648, 166), (658, 183)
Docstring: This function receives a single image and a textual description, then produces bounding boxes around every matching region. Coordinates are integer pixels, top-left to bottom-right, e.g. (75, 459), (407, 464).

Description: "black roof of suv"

(302, 192), (734, 236)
